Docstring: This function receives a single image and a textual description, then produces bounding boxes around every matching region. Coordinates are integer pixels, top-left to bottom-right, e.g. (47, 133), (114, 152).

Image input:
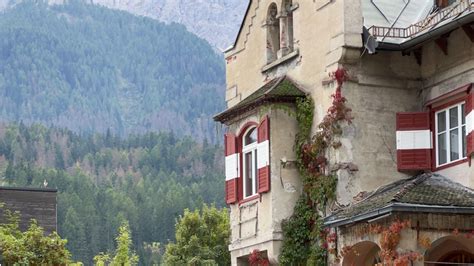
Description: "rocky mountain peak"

(0, 0), (248, 50)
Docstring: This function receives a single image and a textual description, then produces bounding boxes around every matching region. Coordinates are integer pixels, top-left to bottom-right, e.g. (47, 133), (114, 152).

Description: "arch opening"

(425, 235), (474, 265)
(266, 3), (280, 63)
(281, 0), (294, 55)
(342, 241), (382, 266)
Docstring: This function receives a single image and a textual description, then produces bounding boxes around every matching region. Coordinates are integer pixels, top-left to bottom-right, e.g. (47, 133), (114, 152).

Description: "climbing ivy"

(279, 69), (352, 265)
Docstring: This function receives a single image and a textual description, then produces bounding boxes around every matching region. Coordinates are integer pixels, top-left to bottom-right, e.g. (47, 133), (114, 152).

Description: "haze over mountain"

(0, 1), (226, 141)
(0, 0), (248, 50)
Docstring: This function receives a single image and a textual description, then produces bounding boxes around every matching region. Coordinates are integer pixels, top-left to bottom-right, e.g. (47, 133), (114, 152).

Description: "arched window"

(243, 127), (258, 198)
(223, 117), (270, 204)
(266, 3), (280, 63)
(281, 0), (294, 54)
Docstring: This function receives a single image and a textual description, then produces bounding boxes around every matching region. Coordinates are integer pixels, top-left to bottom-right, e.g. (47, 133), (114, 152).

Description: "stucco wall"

(223, 0), (474, 264)
(224, 1), (352, 262)
(226, 108), (300, 264)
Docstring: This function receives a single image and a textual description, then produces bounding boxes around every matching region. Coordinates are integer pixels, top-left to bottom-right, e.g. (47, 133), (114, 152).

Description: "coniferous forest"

(0, 1), (228, 264)
(0, 1), (225, 141)
(0, 122), (225, 264)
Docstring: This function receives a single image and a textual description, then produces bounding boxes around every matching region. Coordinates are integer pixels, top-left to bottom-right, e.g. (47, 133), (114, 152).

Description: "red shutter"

(396, 112), (432, 171)
(466, 91), (474, 157)
(225, 133), (238, 204)
(257, 116), (270, 193)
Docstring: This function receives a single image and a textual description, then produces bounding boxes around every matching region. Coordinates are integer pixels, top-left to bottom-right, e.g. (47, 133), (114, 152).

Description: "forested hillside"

(0, 123), (225, 264)
(0, 1), (225, 141)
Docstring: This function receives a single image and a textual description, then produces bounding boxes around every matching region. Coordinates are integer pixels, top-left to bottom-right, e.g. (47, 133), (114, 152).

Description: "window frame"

(431, 96), (469, 170)
(242, 126), (258, 199)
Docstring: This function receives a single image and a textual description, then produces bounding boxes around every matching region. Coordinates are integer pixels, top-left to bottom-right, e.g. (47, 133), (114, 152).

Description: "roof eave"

(0, 186), (58, 193)
(324, 202), (474, 228)
(213, 96), (301, 124)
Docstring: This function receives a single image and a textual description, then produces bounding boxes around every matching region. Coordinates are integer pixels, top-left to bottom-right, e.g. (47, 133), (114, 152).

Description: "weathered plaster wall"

(420, 28), (474, 188)
(335, 213), (474, 266)
(224, 0), (352, 263)
(224, 0), (348, 108)
(336, 50), (422, 203)
(338, 26), (474, 202)
(223, 0), (474, 264)
(227, 108), (299, 264)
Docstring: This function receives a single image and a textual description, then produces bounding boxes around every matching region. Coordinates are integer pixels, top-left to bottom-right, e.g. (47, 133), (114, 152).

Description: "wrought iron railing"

(368, 0), (474, 38)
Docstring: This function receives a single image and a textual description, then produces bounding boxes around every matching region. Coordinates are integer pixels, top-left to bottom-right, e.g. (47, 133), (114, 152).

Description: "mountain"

(0, 0), (248, 51)
(0, 1), (225, 141)
(0, 122), (225, 264)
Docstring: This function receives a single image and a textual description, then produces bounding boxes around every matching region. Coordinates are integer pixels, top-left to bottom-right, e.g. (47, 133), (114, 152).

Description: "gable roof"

(225, 0), (252, 53)
(325, 173), (474, 227)
(213, 76), (306, 123)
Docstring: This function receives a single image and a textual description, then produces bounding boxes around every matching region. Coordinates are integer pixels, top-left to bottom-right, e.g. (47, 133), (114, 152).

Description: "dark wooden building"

(0, 186), (57, 234)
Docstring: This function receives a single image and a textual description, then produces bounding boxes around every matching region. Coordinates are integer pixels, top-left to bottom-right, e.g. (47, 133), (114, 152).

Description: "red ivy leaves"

(248, 249), (270, 266)
(300, 68), (352, 178)
(330, 68), (349, 87)
(369, 220), (419, 263)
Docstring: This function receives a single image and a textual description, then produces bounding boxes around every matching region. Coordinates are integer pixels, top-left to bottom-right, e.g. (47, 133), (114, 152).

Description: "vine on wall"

(369, 220), (422, 265)
(334, 220), (434, 266)
(279, 68), (352, 265)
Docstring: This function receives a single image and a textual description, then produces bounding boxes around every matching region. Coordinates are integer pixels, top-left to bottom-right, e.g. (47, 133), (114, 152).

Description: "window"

(243, 127), (258, 198)
(265, 1), (296, 65)
(224, 117), (270, 204)
(266, 3), (280, 63)
(282, 0), (294, 53)
(435, 102), (467, 166)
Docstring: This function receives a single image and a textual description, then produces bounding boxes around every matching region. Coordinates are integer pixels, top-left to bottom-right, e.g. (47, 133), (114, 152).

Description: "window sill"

(239, 194), (260, 205)
(434, 158), (469, 171)
(261, 49), (299, 73)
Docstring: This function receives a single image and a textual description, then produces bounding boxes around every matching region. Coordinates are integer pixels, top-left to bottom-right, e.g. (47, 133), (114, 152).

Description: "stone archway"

(342, 241), (382, 266)
(425, 235), (474, 265)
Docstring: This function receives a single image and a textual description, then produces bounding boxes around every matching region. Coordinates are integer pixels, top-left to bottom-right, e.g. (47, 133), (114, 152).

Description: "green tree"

(0, 205), (79, 265)
(164, 204), (230, 265)
(63, 207), (88, 261)
(0, 122), (225, 264)
(55, 143), (65, 170)
(93, 221), (139, 266)
(112, 221), (139, 265)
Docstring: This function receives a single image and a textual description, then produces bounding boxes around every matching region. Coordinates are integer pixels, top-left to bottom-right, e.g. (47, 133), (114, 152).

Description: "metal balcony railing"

(368, 0), (474, 38)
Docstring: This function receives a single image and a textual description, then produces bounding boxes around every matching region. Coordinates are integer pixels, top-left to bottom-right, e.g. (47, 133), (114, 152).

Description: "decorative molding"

(261, 49), (299, 72)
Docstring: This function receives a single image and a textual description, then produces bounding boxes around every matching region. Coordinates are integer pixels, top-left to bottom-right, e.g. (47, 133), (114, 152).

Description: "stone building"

(214, 0), (474, 265)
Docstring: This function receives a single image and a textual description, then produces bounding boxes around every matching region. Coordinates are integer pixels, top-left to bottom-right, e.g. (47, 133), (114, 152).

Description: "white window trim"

(435, 102), (466, 167)
(242, 127), (258, 199)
